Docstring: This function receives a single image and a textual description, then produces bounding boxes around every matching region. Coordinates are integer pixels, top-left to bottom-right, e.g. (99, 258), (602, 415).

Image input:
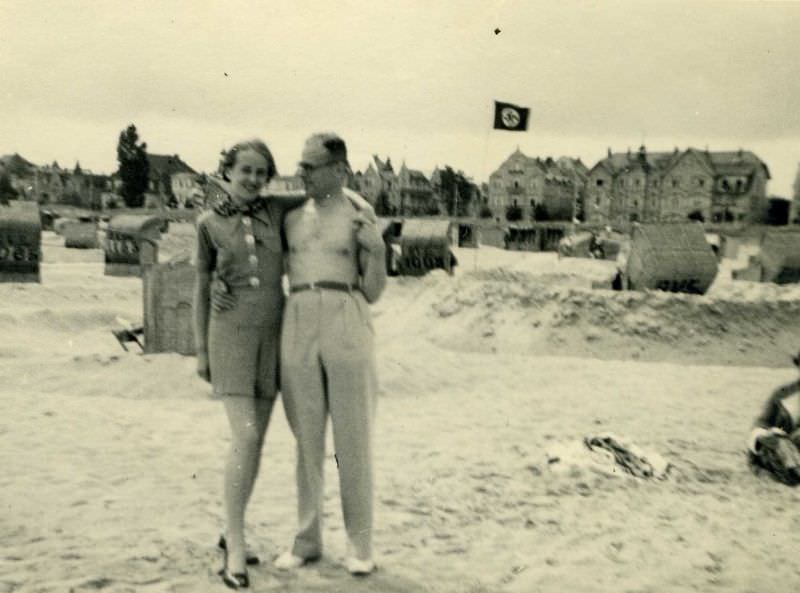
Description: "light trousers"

(280, 288), (378, 560)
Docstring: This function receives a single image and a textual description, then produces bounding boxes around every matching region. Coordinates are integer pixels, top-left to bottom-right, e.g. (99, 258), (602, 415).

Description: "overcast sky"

(2, 0), (799, 195)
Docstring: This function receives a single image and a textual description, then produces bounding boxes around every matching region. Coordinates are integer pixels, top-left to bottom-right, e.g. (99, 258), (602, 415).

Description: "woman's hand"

(211, 277), (237, 312)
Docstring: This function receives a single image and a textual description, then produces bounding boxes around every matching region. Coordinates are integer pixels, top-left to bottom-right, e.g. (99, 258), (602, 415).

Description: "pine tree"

(116, 124), (149, 207)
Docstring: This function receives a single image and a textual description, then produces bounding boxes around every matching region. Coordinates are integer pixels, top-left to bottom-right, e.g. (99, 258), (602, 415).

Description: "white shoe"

(274, 550), (318, 570)
(346, 556), (376, 576)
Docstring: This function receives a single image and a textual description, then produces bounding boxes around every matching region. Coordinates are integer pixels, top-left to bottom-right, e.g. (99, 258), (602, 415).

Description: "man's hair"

(320, 135), (348, 163)
(219, 139), (278, 182)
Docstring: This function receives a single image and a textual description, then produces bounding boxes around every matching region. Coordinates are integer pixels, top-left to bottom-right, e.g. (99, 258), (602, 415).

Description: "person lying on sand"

(747, 349), (800, 485)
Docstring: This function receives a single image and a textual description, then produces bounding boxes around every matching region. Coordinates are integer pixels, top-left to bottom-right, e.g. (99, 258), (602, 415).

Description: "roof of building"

(0, 153), (37, 176)
(589, 146), (770, 180)
(146, 154), (197, 177)
(407, 169), (430, 184)
(372, 155), (394, 175)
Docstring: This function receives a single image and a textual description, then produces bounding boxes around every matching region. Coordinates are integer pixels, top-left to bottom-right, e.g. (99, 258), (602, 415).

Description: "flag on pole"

(493, 101), (530, 131)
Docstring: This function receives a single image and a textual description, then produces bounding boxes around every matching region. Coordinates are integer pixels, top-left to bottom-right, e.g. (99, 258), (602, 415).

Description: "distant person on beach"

(747, 349), (800, 485)
(193, 138), (304, 589)
(272, 133), (386, 576)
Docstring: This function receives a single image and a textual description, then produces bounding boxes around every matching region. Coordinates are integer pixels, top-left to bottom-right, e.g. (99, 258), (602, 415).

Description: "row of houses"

(0, 152), (199, 209)
(351, 156), (482, 217)
(489, 145), (774, 224)
(0, 150), (479, 217)
(3, 144), (782, 225)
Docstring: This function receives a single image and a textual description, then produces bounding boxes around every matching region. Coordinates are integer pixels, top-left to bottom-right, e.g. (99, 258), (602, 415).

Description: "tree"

(0, 173), (18, 204)
(116, 124), (149, 207)
(438, 166), (476, 217)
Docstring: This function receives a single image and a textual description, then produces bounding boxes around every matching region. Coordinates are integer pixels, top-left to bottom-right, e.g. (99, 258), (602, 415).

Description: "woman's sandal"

(218, 535), (260, 566)
(218, 546), (250, 590)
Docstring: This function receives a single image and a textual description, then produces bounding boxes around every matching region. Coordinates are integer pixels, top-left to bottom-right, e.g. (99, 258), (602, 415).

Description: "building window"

(697, 178), (705, 188)
(596, 179), (604, 187)
(635, 179), (641, 187)
(672, 178), (679, 188)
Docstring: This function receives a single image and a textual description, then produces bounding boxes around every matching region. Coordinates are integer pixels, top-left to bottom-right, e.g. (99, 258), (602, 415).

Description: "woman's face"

(227, 148), (269, 202)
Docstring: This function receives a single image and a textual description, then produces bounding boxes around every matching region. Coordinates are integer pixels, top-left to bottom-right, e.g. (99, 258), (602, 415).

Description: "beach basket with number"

(104, 214), (163, 276)
(0, 200), (41, 283)
(142, 260), (195, 355)
(398, 219), (454, 276)
(758, 230), (800, 285)
(63, 220), (99, 249)
(625, 223), (718, 294)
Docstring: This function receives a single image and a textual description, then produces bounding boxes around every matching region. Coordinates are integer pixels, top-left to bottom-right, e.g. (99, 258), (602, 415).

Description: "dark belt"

(290, 281), (358, 294)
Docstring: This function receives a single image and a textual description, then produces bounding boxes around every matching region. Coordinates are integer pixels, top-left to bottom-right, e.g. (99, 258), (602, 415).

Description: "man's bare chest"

(285, 199), (358, 256)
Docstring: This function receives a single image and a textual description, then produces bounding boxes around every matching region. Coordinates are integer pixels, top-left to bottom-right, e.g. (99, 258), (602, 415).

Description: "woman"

(193, 139), (301, 589)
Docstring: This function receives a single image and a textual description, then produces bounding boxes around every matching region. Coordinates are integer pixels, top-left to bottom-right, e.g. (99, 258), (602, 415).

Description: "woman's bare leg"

(222, 396), (274, 572)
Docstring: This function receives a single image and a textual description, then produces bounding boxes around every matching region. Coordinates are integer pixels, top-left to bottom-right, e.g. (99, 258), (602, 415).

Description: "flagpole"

(476, 99), (495, 271)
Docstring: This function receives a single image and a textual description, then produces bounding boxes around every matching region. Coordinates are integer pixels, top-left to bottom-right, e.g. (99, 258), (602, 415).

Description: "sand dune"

(2, 234), (799, 593)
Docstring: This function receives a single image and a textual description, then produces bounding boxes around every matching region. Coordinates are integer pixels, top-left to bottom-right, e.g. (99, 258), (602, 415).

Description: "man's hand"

(196, 350), (211, 383)
(210, 277), (236, 312)
(353, 212), (385, 253)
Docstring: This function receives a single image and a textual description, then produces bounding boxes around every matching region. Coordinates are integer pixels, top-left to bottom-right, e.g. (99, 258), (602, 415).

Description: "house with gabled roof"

(397, 162), (437, 215)
(146, 153), (197, 207)
(585, 146), (770, 224)
(488, 148), (546, 219)
(488, 148), (586, 220)
(707, 150), (770, 223)
(358, 155), (398, 214)
(0, 153), (38, 199)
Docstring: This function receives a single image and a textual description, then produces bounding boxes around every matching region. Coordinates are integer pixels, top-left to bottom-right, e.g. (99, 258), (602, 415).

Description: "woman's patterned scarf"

(208, 176), (269, 217)
(212, 194), (269, 217)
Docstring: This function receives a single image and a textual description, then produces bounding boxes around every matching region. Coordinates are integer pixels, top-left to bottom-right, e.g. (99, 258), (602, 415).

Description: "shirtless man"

(273, 133), (386, 575)
(747, 349), (800, 485)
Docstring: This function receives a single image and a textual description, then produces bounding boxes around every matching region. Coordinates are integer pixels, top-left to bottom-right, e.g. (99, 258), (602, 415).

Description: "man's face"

(299, 160), (344, 197)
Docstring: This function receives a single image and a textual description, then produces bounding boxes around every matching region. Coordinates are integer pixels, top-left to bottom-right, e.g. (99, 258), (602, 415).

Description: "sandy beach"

(2, 228), (800, 593)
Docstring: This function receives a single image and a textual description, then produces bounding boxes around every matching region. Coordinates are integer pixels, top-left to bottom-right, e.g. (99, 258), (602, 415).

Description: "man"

(747, 349), (800, 485)
(272, 133), (386, 575)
